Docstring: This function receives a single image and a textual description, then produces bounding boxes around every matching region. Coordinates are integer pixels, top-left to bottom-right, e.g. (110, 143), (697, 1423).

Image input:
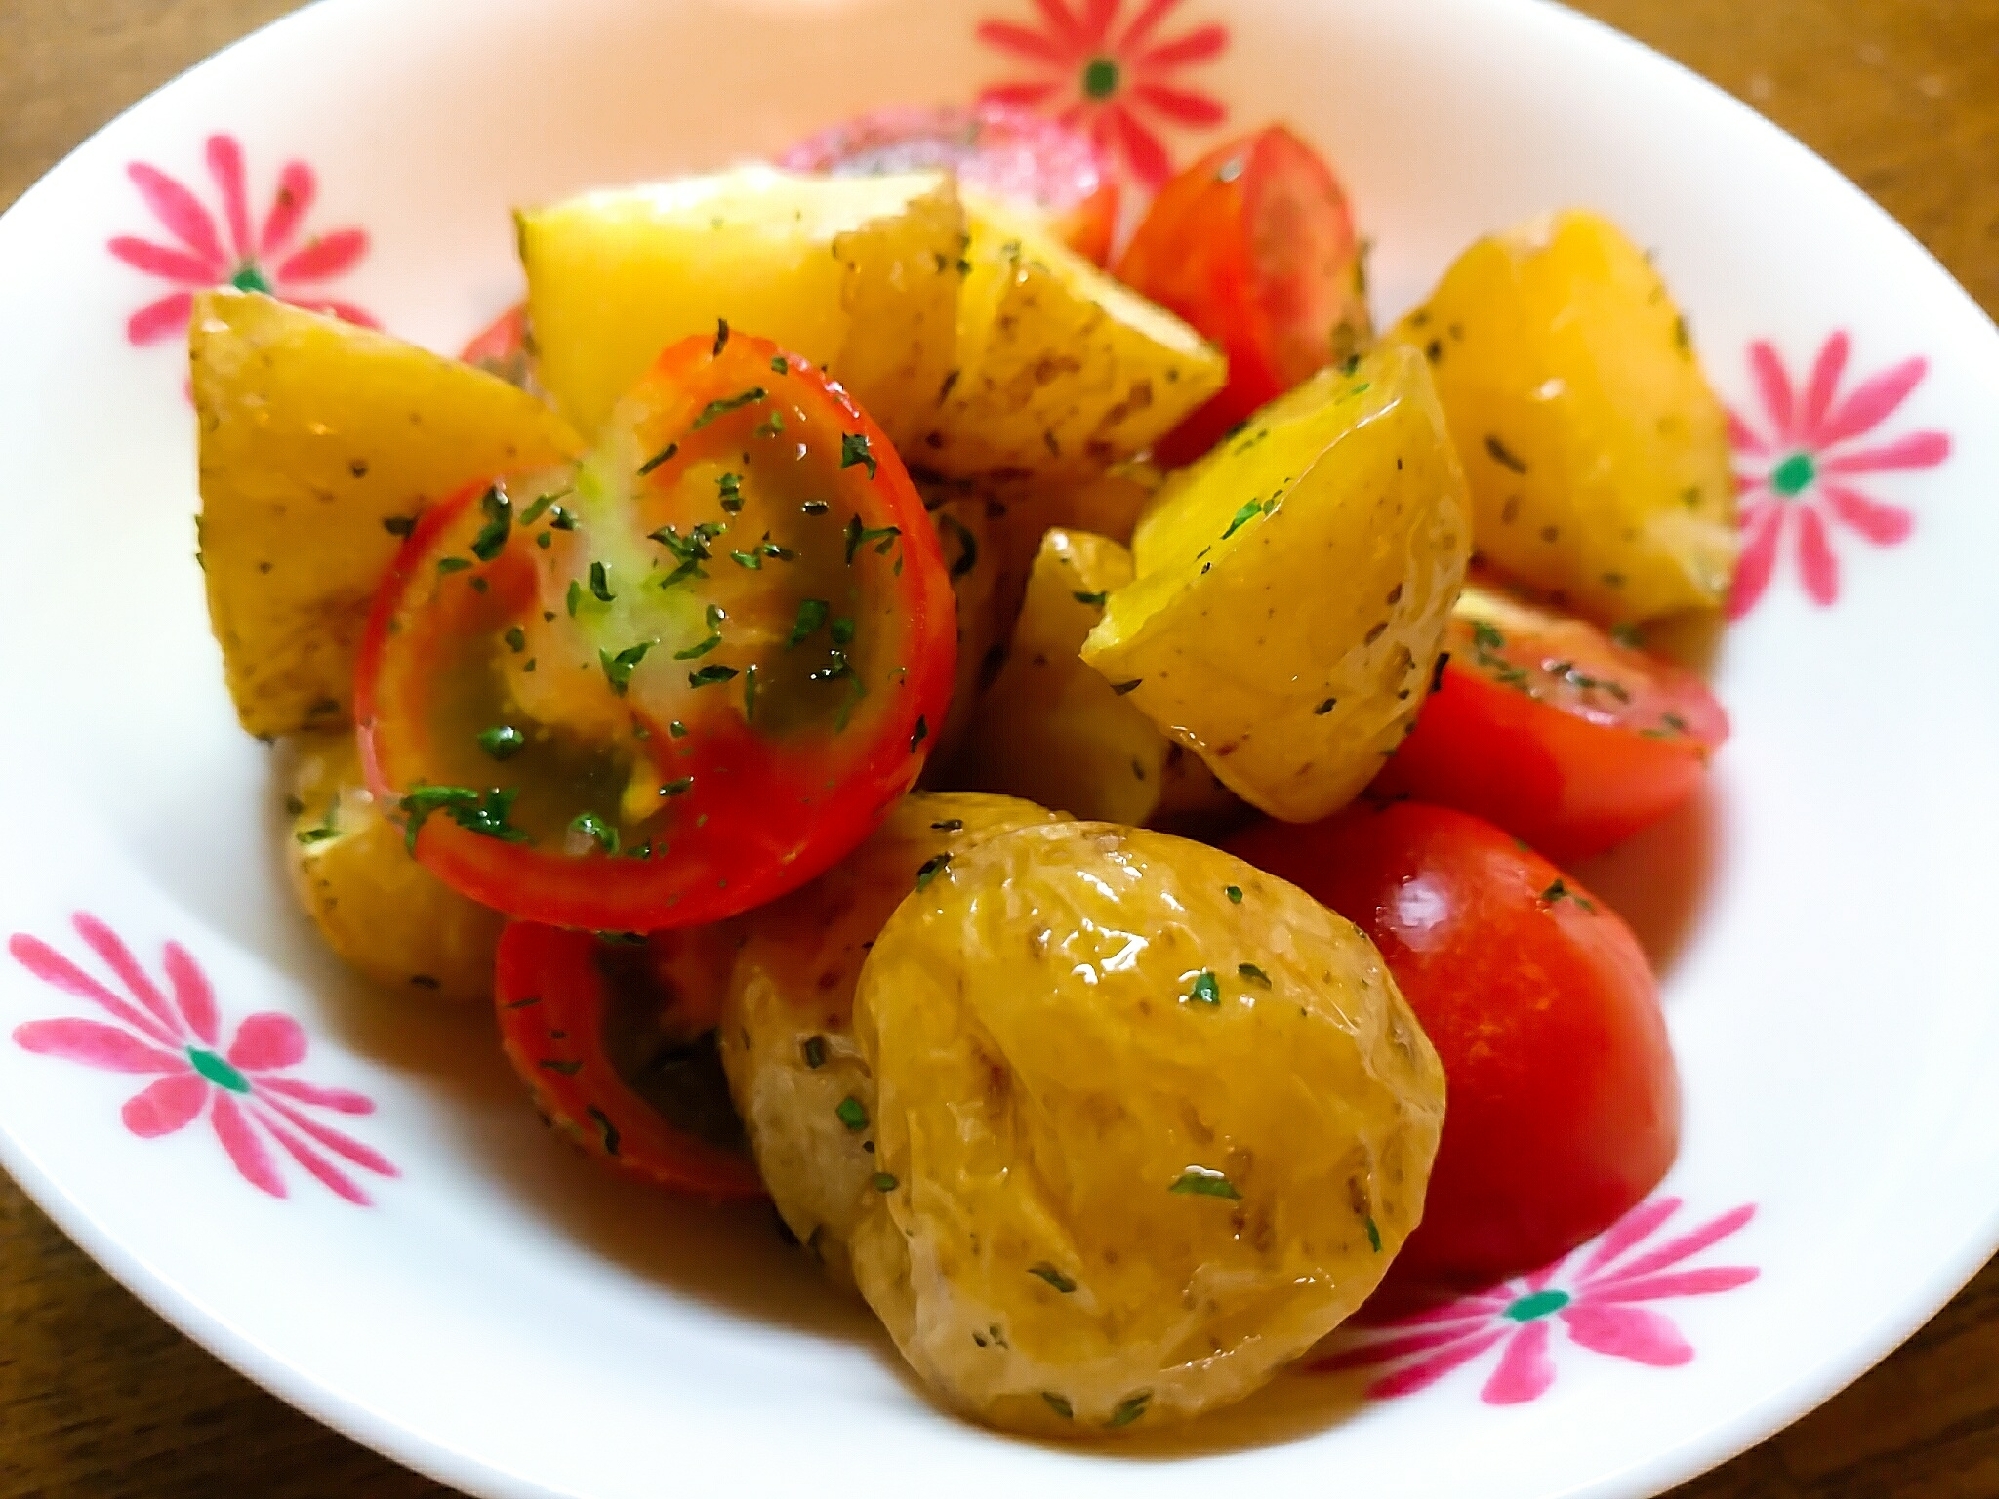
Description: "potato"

(956, 529), (1164, 825)
(1153, 743), (1249, 830)
(1081, 345), (1471, 823)
(716, 792), (1060, 1289)
(283, 733), (505, 1001)
(849, 822), (1445, 1436)
(1042, 461), (1163, 547)
(916, 196), (1225, 483)
(1387, 209), (1737, 623)
(192, 291), (582, 738)
(518, 167), (962, 445)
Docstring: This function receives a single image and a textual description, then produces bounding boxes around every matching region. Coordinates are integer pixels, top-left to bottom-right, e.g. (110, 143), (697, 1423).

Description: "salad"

(190, 103), (1735, 1437)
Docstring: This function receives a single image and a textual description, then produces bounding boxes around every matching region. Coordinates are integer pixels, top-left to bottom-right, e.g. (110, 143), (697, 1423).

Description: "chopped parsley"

(1238, 962), (1271, 988)
(840, 432), (877, 479)
(1073, 589), (1109, 606)
(1484, 434), (1529, 473)
(1365, 1216), (1383, 1253)
(801, 1036), (827, 1069)
(770, 354), (789, 374)
(910, 716), (929, 753)
(569, 811), (619, 854)
(914, 852), (951, 890)
(504, 626), (526, 653)
(588, 561), (615, 602)
(516, 490), (566, 527)
(661, 776), (694, 797)
(469, 485), (511, 561)
(937, 511), (979, 579)
(717, 471), (744, 512)
(843, 515), (901, 563)
(1187, 970), (1221, 1006)
(688, 664), (738, 688)
(477, 725), (526, 760)
(871, 1172), (898, 1193)
(1028, 1263), (1076, 1293)
(712, 318), (729, 355)
(295, 796), (341, 846)
(1169, 1165), (1240, 1200)
(789, 597), (830, 646)
(599, 642), (652, 694)
(835, 1096), (870, 1132)
(1225, 885), (1243, 904)
(399, 785), (530, 852)
(1042, 1393), (1074, 1420)
(436, 555), (472, 575)
(1221, 499), (1263, 540)
(931, 819), (964, 833)
(636, 442), (679, 477)
(691, 388), (766, 431)
(1106, 1391), (1152, 1429)
(1540, 878), (1598, 914)
(1111, 678), (1142, 696)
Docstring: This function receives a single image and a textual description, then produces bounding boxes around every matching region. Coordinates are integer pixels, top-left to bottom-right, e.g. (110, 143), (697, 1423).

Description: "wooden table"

(4, 1), (1996, 1493)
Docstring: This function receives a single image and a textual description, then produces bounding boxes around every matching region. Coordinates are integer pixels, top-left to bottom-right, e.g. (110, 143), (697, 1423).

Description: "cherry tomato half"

(1226, 801), (1679, 1289)
(1374, 583), (1729, 863)
(356, 327), (956, 932)
(495, 920), (763, 1200)
(778, 102), (1120, 265)
(1115, 124), (1370, 466)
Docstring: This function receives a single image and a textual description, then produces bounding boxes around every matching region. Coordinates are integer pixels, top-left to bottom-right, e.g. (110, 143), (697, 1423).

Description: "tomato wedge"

(495, 920), (763, 1199)
(778, 102), (1120, 265)
(1227, 801), (1678, 1290)
(1115, 124), (1371, 466)
(460, 301), (531, 387)
(1374, 582), (1728, 862)
(356, 327), (956, 932)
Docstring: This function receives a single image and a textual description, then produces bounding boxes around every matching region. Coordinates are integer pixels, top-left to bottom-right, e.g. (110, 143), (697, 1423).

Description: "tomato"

(1225, 801), (1679, 1289)
(495, 920), (763, 1200)
(1374, 582), (1729, 863)
(1114, 124), (1369, 466)
(459, 301), (531, 387)
(778, 102), (1119, 265)
(356, 327), (956, 932)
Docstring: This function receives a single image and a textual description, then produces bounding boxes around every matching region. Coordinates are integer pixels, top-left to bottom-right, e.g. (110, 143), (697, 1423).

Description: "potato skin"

(284, 734), (505, 1002)
(849, 822), (1445, 1437)
(716, 793), (1060, 1289)
(917, 197), (1225, 483)
(519, 168), (961, 445)
(1082, 345), (1471, 823)
(957, 529), (1165, 825)
(192, 291), (582, 739)
(1387, 210), (1737, 624)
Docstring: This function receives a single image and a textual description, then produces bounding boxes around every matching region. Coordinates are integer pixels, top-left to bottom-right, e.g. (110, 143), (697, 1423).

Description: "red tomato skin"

(354, 334), (958, 933)
(1226, 802), (1680, 1290)
(459, 302), (528, 368)
(494, 921), (764, 1201)
(778, 103), (1119, 265)
(1377, 664), (1701, 863)
(1115, 124), (1368, 466)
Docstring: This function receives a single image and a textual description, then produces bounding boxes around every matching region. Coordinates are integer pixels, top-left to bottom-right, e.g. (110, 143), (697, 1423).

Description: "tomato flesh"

(355, 328), (956, 932)
(1115, 124), (1370, 466)
(495, 920), (763, 1200)
(1226, 801), (1679, 1290)
(778, 103), (1120, 265)
(1376, 583), (1728, 862)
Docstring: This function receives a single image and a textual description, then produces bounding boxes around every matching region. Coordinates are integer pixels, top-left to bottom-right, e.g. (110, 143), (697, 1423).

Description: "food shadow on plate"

(1569, 778), (1726, 980)
(251, 769), (881, 1346)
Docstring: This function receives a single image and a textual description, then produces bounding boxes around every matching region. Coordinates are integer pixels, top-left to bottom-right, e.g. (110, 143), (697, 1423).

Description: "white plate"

(2, 1), (1997, 1495)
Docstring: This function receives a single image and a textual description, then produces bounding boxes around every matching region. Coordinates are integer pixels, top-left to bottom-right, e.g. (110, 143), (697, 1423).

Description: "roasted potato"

(1153, 743), (1249, 831)
(192, 291), (582, 739)
(849, 822), (1445, 1436)
(1387, 209), (1737, 623)
(956, 529), (1164, 824)
(283, 733), (506, 1001)
(1041, 461), (1164, 547)
(1081, 345), (1471, 823)
(716, 792), (1060, 1289)
(518, 167), (962, 445)
(916, 196), (1226, 483)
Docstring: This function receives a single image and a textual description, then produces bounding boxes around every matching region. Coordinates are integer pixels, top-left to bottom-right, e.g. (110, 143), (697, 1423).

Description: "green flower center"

(188, 1047), (251, 1094)
(1503, 1288), (1571, 1322)
(229, 262), (272, 294)
(1770, 450), (1816, 498)
(1082, 56), (1120, 99)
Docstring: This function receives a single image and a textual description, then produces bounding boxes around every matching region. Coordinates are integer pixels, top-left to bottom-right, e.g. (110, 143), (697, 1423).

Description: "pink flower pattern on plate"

(977, 0), (1229, 187)
(1315, 1196), (1758, 1405)
(1727, 332), (1949, 619)
(107, 133), (375, 347)
(9, 915), (396, 1205)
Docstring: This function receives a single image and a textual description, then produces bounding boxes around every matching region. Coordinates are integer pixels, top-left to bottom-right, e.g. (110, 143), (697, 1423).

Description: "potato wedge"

(849, 822), (1445, 1436)
(284, 733), (506, 1001)
(1082, 345), (1471, 822)
(717, 792), (1060, 1289)
(192, 291), (582, 738)
(1387, 210), (1737, 623)
(957, 529), (1164, 824)
(518, 167), (961, 445)
(916, 196), (1225, 483)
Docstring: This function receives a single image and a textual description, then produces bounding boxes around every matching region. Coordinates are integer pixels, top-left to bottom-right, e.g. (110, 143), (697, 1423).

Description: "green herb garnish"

(469, 485), (511, 561)
(599, 642), (652, 695)
(1187, 970), (1221, 1005)
(835, 1096), (869, 1132)
(569, 811), (619, 854)
(1028, 1263), (1076, 1293)
(477, 725), (526, 760)
(840, 432), (877, 478)
(691, 388), (767, 431)
(1169, 1165), (1239, 1200)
